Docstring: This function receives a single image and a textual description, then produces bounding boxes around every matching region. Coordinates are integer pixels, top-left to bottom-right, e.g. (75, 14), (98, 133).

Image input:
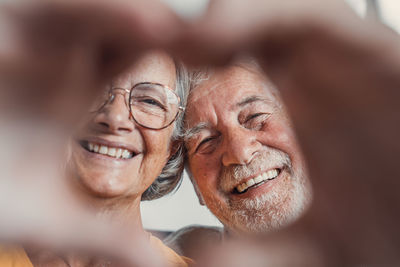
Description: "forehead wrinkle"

(189, 80), (259, 115)
(188, 80), (230, 104)
(189, 65), (266, 105)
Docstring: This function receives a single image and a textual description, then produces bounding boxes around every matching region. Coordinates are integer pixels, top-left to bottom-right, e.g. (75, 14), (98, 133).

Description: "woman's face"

(68, 52), (177, 198)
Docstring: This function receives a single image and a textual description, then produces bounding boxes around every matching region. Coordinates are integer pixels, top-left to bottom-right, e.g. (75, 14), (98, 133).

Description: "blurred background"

(141, 0), (400, 231)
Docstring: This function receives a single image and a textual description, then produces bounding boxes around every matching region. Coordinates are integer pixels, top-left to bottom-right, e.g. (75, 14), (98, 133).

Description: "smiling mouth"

(79, 141), (136, 159)
(233, 168), (282, 194)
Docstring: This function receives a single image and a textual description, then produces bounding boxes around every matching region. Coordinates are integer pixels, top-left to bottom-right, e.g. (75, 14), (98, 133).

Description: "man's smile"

(233, 168), (282, 194)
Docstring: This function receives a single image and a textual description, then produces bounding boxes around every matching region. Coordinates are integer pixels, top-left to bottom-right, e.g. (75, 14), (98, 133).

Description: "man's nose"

(221, 128), (261, 166)
(93, 94), (134, 134)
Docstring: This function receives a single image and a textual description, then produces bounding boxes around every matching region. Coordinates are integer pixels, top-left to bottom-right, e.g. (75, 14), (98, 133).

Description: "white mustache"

(220, 148), (292, 191)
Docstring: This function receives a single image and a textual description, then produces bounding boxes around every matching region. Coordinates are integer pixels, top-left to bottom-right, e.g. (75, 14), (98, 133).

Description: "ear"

(188, 173), (206, 206)
(194, 184), (206, 206)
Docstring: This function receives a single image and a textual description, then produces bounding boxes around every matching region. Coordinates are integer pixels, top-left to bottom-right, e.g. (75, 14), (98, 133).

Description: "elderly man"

(165, 61), (312, 257)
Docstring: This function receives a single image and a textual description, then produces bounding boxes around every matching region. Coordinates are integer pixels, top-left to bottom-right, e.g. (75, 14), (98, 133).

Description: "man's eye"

(244, 113), (272, 130)
(195, 137), (218, 154)
(245, 113), (264, 122)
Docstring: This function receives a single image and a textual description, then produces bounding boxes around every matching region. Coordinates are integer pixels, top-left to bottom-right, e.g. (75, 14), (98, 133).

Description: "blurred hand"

(1, 0), (400, 265)
(0, 0), (183, 124)
(0, 0), (179, 266)
(172, 0), (400, 265)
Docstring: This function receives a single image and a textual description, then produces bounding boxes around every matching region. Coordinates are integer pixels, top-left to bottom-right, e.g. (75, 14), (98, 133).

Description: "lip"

(230, 167), (286, 198)
(79, 137), (141, 155)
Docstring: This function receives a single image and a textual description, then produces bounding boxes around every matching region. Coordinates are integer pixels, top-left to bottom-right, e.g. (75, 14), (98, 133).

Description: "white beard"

(228, 170), (309, 233)
(209, 148), (311, 234)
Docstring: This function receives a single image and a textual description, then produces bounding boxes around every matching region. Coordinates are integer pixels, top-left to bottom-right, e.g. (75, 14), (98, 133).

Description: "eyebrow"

(236, 95), (271, 108)
(184, 122), (212, 143)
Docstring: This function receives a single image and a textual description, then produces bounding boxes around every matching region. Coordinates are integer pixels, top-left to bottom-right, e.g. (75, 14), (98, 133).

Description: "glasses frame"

(95, 82), (185, 130)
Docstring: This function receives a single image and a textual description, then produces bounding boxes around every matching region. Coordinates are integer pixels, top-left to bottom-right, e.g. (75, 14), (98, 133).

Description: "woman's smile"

(78, 137), (141, 160)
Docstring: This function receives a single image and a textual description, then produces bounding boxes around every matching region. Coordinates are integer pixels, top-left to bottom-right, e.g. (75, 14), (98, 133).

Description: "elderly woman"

(15, 51), (190, 266)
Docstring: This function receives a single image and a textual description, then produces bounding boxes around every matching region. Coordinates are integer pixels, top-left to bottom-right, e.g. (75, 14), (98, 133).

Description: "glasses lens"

(130, 83), (180, 129)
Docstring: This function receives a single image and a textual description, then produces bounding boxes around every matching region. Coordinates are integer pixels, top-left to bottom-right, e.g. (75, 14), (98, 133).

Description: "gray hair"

(141, 60), (190, 201)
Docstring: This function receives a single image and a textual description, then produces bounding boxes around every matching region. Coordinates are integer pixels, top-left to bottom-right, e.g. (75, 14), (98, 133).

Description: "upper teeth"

(236, 169), (279, 193)
(87, 142), (133, 159)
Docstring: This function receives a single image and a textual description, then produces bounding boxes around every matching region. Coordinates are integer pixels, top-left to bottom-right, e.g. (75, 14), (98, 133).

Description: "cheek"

(143, 129), (173, 154)
(190, 155), (220, 191)
(139, 130), (173, 181)
(264, 118), (299, 153)
(264, 120), (306, 171)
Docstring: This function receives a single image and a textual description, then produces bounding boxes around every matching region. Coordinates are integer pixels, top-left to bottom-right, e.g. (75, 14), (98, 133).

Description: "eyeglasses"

(90, 82), (184, 130)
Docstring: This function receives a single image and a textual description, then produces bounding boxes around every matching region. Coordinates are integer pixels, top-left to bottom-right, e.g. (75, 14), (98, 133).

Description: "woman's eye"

(195, 137), (218, 154)
(143, 98), (160, 106)
(136, 97), (166, 110)
(244, 113), (272, 130)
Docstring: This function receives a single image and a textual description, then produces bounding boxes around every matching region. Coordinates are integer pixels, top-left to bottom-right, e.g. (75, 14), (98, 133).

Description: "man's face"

(184, 66), (311, 234)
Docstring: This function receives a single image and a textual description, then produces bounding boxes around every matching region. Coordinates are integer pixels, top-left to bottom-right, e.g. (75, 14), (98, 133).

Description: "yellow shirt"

(0, 237), (192, 267)
(0, 246), (33, 267)
(149, 234), (193, 267)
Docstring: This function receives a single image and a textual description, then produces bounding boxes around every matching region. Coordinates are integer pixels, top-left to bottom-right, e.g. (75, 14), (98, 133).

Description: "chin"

(213, 177), (311, 234)
(77, 173), (134, 198)
(232, 188), (310, 233)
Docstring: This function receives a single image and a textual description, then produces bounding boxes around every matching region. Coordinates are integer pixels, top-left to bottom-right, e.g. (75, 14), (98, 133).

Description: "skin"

(184, 65), (311, 235)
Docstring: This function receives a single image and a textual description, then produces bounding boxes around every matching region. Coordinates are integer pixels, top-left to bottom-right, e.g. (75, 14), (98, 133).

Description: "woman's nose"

(93, 94), (134, 134)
